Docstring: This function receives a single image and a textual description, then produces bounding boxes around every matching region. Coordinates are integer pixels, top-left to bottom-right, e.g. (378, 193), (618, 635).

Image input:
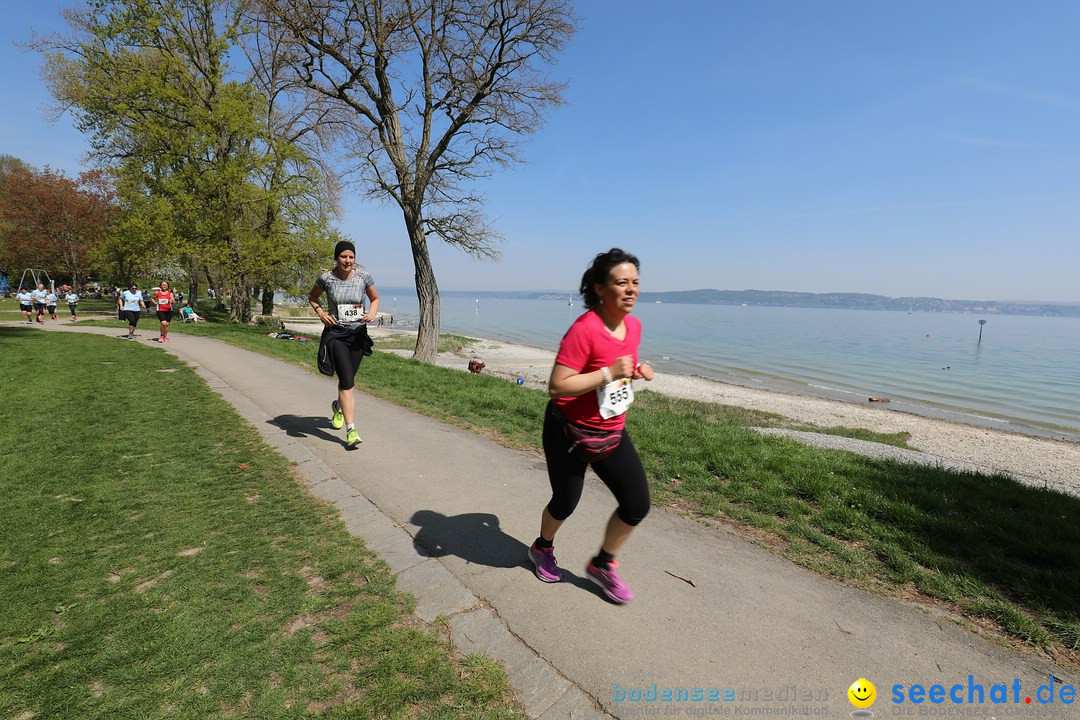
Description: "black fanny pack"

(552, 403), (622, 462)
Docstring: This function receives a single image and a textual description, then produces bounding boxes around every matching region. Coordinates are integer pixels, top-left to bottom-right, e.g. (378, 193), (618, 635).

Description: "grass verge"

(60, 315), (1080, 663)
(0, 328), (522, 720)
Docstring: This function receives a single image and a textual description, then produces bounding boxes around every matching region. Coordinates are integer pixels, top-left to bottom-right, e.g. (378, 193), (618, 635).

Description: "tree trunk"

(405, 208), (440, 363)
(187, 260), (199, 308)
(203, 264), (225, 309)
(228, 266), (252, 323)
(261, 283), (275, 316)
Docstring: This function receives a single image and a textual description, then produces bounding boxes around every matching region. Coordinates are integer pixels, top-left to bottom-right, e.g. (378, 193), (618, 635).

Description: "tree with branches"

(255, 0), (575, 361)
(35, 0), (340, 321)
(0, 165), (114, 288)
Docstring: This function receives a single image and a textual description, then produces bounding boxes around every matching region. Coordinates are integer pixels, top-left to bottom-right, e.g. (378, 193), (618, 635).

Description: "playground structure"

(16, 269), (54, 294)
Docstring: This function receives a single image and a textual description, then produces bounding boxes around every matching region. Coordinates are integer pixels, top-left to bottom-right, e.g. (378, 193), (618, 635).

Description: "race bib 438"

(337, 303), (362, 322)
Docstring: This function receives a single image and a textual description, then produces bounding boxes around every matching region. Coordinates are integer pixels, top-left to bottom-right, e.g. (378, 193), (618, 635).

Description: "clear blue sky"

(4, 1), (1079, 301)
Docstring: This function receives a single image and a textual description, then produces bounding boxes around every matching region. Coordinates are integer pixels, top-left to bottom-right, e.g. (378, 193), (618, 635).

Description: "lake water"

(329, 288), (1080, 443)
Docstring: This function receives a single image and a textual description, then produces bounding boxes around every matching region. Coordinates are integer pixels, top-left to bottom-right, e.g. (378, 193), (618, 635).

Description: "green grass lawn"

(0, 328), (522, 720)
(127, 317), (1080, 664)
(14, 311), (1080, 666)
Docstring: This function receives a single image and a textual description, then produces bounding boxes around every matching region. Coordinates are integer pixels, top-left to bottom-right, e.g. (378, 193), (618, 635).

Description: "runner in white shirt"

(65, 292), (80, 321)
(118, 282), (147, 339)
(31, 284), (48, 324)
(45, 291), (59, 320)
(16, 288), (34, 323)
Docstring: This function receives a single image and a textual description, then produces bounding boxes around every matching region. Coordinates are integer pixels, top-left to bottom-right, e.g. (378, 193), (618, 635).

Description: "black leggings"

(542, 401), (650, 526)
(331, 332), (368, 390)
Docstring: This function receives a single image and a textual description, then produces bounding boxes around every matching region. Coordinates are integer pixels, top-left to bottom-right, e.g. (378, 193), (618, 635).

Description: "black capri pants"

(542, 401), (651, 527)
(124, 310), (141, 326)
(329, 329), (369, 390)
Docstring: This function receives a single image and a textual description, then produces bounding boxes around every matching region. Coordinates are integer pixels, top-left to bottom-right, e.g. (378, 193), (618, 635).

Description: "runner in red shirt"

(528, 248), (655, 604)
(152, 281), (175, 343)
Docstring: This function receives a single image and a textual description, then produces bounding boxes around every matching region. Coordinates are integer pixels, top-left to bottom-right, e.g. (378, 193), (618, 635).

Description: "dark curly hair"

(579, 248), (640, 310)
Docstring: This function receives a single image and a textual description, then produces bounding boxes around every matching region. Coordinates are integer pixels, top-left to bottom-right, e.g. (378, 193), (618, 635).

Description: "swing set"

(16, 269), (54, 293)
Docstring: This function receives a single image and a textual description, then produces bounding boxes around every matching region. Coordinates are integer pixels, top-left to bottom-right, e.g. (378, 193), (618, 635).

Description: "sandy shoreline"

(367, 326), (1080, 495)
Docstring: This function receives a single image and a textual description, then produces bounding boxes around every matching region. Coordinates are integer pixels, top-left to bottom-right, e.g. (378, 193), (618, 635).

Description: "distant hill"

(627, 289), (1080, 318)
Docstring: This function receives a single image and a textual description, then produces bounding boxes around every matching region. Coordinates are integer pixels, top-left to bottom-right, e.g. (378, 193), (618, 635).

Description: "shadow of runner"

(410, 510), (526, 568)
(271, 414), (339, 443)
(408, 509), (596, 594)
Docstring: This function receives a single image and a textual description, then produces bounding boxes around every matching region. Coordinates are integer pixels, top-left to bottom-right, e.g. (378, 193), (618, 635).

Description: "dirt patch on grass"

(134, 570), (174, 593)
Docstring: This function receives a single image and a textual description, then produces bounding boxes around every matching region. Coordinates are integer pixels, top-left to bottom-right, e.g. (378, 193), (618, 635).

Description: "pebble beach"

(367, 327), (1080, 498)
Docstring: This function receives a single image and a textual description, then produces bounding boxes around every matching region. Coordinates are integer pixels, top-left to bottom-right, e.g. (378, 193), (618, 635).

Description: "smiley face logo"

(848, 678), (876, 709)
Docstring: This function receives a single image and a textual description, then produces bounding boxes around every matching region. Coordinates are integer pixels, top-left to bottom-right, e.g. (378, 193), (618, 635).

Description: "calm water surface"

(371, 289), (1080, 442)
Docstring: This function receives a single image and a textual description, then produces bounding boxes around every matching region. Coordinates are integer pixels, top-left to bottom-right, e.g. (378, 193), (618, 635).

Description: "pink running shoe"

(586, 560), (634, 604)
(528, 541), (562, 583)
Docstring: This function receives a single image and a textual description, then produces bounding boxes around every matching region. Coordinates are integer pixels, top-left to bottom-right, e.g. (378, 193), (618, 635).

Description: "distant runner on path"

(65, 290), (80, 321)
(17, 287), (34, 323)
(31, 283), (48, 324)
(529, 247), (655, 604)
(152, 281), (175, 342)
(45, 290), (59, 320)
(308, 240), (379, 449)
(118, 282), (147, 339)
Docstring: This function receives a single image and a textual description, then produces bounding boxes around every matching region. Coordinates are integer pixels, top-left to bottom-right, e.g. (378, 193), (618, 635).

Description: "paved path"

(23, 323), (1077, 718)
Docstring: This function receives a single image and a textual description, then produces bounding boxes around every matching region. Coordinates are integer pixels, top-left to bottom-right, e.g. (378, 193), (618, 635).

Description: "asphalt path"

(22, 322), (1077, 719)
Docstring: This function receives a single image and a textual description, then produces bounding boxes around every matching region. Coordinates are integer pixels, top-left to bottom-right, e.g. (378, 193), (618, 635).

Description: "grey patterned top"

(315, 266), (376, 328)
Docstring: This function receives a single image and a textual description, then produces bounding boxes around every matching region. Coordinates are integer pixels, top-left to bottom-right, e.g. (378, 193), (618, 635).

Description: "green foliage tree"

(0, 165), (114, 288)
(35, 0), (338, 321)
(254, 0), (575, 361)
(0, 155), (34, 279)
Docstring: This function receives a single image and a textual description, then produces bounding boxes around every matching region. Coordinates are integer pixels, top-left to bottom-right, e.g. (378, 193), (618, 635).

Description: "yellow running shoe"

(331, 400), (344, 430)
(346, 427), (361, 448)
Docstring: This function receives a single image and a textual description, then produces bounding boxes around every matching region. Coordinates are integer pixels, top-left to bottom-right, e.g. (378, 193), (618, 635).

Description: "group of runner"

(117, 280), (176, 342)
(13, 243), (653, 604)
(313, 243), (653, 604)
(14, 283), (81, 324)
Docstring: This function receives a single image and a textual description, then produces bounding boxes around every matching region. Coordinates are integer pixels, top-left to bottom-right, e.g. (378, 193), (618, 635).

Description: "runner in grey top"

(308, 240), (380, 448)
(314, 266), (376, 329)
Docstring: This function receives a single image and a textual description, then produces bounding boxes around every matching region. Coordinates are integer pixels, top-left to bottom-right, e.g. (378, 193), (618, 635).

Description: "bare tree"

(255, 0), (575, 361)
(240, 12), (349, 315)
